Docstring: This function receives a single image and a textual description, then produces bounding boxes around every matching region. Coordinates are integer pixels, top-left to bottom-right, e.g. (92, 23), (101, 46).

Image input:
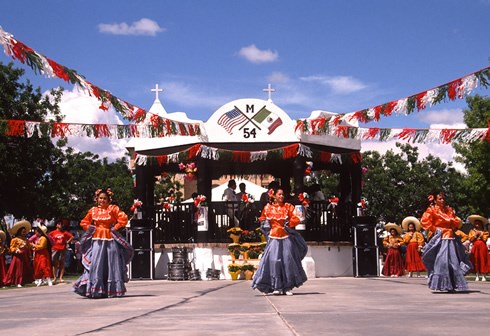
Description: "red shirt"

(49, 229), (74, 251)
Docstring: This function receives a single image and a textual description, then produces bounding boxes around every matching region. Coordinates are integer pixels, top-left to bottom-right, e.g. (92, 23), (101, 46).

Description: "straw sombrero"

(37, 225), (48, 235)
(9, 220), (31, 236)
(0, 230), (5, 242)
(401, 216), (421, 231)
(467, 215), (488, 226)
(384, 222), (402, 235)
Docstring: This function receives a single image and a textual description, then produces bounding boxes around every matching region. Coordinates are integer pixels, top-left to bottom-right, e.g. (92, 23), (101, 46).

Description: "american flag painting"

(217, 108), (247, 134)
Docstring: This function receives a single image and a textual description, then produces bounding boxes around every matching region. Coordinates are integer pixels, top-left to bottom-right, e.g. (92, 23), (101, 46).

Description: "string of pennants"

(296, 66), (490, 126)
(0, 119), (202, 138)
(133, 143), (362, 166)
(0, 26), (204, 136)
(0, 118), (487, 145)
(1, 26), (489, 143)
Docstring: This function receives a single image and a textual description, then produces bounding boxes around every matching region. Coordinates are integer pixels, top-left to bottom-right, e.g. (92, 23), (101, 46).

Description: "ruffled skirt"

(34, 249), (53, 279)
(470, 240), (489, 274)
(382, 248), (405, 276)
(73, 226), (133, 298)
(422, 229), (471, 291)
(252, 228), (307, 293)
(405, 242), (426, 272)
(3, 250), (33, 286)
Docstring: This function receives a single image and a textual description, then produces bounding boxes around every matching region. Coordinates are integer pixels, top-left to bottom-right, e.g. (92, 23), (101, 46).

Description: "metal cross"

(151, 84), (163, 100)
(263, 83), (275, 101)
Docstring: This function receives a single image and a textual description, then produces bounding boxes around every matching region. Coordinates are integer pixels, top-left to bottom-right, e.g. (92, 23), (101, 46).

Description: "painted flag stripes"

(217, 108), (247, 134)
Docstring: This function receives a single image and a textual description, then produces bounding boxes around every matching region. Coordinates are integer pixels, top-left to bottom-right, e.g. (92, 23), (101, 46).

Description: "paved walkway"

(1, 277), (488, 336)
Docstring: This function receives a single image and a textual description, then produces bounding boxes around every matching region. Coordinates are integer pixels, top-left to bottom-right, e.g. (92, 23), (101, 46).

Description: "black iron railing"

(151, 201), (351, 244)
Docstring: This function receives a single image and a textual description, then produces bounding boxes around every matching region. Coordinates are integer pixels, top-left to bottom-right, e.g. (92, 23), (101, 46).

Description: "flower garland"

(298, 192), (310, 207)
(179, 162), (197, 180)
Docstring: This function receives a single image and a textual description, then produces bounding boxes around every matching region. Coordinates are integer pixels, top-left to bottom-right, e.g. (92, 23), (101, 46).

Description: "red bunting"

(363, 128), (380, 140)
(283, 144), (299, 159)
(94, 124), (111, 138)
(156, 155), (168, 166)
(188, 144), (202, 159)
(51, 122), (71, 138)
(319, 152), (331, 163)
(351, 152), (362, 164)
(6, 120), (26, 136)
(439, 129), (458, 144)
(232, 151), (251, 163)
(396, 128), (416, 141)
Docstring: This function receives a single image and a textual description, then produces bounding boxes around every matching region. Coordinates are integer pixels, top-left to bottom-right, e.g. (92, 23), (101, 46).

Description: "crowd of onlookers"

(0, 218), (82, 288)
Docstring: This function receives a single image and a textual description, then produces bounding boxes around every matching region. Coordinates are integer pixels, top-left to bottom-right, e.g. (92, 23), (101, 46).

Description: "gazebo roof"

(126, 97), (360, 156)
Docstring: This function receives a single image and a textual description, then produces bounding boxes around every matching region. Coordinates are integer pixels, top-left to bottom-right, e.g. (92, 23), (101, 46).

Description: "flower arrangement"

(227, 263), (241, 272)
(298, 192), (310, 206)
(130, 199), (143, 213)
(240, 229), (261, 243)
(179, 162), (197, 180)
(247, 245), (262, 259)
(240, 263), (256, 272)
(163, 196), (176, 210)
(194, 194), (207, 207)
(241, 193), (255, 204)
(227, 243), (241, 259)
(227, 227), (243, 235)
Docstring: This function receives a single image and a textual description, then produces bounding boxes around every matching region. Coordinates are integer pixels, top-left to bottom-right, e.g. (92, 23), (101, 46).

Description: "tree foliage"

(0, 61), (134, 221)
(361, 143), (466, 224)
(453, 95), (490, 216)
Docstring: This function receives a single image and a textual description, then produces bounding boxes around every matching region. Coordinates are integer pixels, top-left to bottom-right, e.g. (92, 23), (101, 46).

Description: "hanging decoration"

(0, 119), (201, 138)
(0, 26), (203, 135)
(295, 66), (490, 128)
(178, 162), (197, 180)
(134, 143), (359, 166)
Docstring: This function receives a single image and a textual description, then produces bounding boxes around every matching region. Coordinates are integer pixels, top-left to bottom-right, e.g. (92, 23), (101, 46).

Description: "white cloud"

(49, 88), (129, 162)
(162, 82), (231, 111)
(300, 75), (367, 94)
(98, 18), (165, 36)
(267, 72), (289, 83)
(361, 139), (465, 173)
(418, 108), (464, 125)
(238, 44), (278, 63)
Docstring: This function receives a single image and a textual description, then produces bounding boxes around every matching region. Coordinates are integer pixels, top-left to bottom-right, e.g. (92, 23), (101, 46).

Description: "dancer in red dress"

(402, 216), (426, 277)
(4, 220), (34, 287)
(32, 225), (53, 286)
(382, 223), (405, 277)
(467, 215), (489, 281)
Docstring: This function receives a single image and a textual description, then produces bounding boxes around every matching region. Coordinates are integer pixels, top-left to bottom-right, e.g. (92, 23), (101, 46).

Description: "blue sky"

(1, 0), (489, 163)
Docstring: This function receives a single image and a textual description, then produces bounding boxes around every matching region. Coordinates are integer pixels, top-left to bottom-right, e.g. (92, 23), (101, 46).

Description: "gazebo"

(126, 88), (367, 279)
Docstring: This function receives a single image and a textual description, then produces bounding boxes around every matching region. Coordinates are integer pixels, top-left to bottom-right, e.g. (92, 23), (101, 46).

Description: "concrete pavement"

(1, 277), (488, 336)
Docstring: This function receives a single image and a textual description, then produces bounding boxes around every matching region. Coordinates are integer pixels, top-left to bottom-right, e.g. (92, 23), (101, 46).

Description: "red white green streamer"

(0, 26), (203, 135)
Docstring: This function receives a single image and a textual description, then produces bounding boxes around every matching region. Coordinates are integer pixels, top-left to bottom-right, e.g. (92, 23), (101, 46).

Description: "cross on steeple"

(263, 83), (275, 101)
(151, 84), (163, 101)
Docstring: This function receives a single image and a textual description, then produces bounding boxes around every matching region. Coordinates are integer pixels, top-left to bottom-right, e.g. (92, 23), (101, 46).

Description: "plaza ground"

(1, 276), (488, 336)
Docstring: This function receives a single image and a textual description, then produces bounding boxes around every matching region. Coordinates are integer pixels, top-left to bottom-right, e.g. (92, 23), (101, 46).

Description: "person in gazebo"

(252, 186), (307, 296)
(401, 216), (426, 277)
(467, 215), (489, 281)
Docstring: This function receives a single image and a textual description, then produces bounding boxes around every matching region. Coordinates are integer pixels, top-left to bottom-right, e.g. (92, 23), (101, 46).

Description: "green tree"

(361, 143), (466, 223)
(0, 62), (64, 218)
(453, 94), (490, 215)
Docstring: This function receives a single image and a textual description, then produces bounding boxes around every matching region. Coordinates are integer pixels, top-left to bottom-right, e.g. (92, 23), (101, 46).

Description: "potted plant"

(227, 243), (241, 260)
(228, 263), (241, 280)
(247, 245), (261, 259)
(240, 243), (250, 259)
(227, 227), (242, 243)
(240, 263), (256, 280)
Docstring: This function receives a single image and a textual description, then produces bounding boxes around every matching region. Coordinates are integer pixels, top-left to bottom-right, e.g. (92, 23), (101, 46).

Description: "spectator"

(222, 179), (239, 227)
(49, 219), (74, 283)
(0, 230), (7, 288)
